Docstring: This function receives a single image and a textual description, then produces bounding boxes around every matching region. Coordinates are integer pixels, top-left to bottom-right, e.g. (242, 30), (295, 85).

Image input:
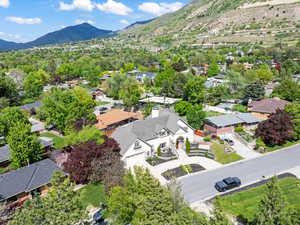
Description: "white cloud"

(96, 0), (132, 16)
(75, 19), (95, 24)
(59, 0), (94, 11)
(5, 16), (42, 24)
(0, 32), (5, 35)
(0, 0), (9, 8)
(120, 19), (129, 25)
(138, 2), (183, 16)
(0, 32), (22, 41)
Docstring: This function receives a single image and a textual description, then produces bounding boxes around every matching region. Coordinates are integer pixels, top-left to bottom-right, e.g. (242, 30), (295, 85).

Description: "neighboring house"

(20, 101), (42, 115)
(248, 98), (291, 120)
(0, 137), (53, 167)
(139, 96), (180, 105)
(112, 108), (194, 167)
(204, 113), (262, 136)
(0, 159), (61, 207)
(95, 109), (139, 135)
(29, 117), (46, 134)
(135, 72), (157, 83)
(204, 74), (228, 88)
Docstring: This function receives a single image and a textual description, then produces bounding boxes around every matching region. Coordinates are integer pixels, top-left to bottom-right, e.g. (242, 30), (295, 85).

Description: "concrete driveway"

(180, 144), (300, 203)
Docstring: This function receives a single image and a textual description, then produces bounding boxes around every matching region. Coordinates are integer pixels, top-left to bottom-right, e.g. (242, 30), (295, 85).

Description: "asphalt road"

(180, 144), (300, 203)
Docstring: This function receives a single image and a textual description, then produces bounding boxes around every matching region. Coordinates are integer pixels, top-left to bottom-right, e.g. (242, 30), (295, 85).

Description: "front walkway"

(226, 134), (261, 159)
(129, 149), (222, 184)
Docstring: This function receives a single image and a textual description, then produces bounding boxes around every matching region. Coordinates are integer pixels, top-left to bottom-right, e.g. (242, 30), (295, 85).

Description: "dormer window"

(159, 129), (167, 137)
(134, 140), (141, 149)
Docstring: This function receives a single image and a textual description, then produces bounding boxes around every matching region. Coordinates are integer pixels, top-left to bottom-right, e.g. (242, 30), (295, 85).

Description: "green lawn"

(78, 183), (106, 209)
(211, 143), (243, 164)
(217, 177), (300, 222)
(96, 101), (110, 106)
(41, 133), (66, 150)
(265, 140), (300, 152)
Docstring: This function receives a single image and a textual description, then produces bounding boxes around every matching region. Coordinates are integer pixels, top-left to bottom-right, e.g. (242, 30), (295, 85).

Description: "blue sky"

(0, 0), (188, 42)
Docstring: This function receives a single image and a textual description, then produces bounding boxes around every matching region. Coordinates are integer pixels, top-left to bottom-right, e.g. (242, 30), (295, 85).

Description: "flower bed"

(146, 156), (177, 166)
(162, 164), (205, 180)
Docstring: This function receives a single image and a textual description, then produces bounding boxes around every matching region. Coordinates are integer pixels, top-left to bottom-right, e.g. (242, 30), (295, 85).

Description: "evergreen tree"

(255, 176), (289, 225)
(210, 199), (232, 225)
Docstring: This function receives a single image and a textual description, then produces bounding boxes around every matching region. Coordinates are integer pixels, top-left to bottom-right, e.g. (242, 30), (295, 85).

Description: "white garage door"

(125, 152), (147, 169)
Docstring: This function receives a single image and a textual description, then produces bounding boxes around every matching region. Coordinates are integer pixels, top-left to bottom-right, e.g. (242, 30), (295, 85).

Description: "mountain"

(124, 19), (155, 30)
(123, 0), (300, 46)
(0, 23), (115, 51)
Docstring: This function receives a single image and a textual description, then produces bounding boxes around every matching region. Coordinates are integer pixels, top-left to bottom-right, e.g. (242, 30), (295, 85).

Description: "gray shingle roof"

(0, 159), (61, 200)
(0, 145), (9, 163)
(206, 113), (262, 128)
(20, 101), (42, 111)
(0, 139), (53, 164)
(112, 109), (189, 155)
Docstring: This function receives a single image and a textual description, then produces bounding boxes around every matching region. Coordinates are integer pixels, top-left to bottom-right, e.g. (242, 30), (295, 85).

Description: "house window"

(160, 142), (167, 148)
(159, 130), (167, 137)
(134, 141), (141, 149)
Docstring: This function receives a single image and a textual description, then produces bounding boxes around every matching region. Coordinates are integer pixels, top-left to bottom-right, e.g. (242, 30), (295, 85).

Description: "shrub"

(157, 146), (161, 156)
(235, 126), (244, 133)
(204, 136), (212, 142)
(185, 138), (191, 153)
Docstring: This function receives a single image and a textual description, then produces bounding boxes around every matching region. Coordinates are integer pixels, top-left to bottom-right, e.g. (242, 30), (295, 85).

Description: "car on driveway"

(223, 138), (234, 146)
(215, 177), (241, 192)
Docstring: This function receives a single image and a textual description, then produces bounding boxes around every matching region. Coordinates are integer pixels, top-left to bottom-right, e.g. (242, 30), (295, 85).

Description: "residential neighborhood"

(0, 0), (300, 224)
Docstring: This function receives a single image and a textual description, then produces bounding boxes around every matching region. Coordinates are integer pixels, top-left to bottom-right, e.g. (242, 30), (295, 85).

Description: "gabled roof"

(248, 98), (290, 114)
(206, 113), (262, 128)
(0, 159), (61, 200)
(112, 109), (190, 155)
(95, 109), (138, 130)
(0, 138), (53, 163)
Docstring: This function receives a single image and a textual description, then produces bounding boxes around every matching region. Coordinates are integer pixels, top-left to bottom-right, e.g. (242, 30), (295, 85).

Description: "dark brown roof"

(249, 98), (290, 114)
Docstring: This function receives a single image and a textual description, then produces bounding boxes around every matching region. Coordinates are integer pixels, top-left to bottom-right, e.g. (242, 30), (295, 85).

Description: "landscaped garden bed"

(162, 164), (205, 180)
(146, 156), (177, 166)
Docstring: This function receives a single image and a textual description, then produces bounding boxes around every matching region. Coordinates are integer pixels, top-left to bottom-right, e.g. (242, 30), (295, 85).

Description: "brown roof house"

(95, 109), (139, 135)
(248, 98), (290, 120)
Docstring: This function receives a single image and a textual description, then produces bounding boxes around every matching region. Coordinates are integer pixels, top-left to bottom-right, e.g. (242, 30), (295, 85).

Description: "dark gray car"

(215, 177), (241, 192)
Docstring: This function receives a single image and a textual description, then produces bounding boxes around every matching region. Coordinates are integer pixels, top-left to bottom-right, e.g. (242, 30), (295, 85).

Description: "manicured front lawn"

(41, 132), (65, 150)
(79, 183), (106, 209)
(265, 140), (300, 152)
(96, 101), (110, 106)
(216, 177), (300, 222)
(211, 143), (243, 164)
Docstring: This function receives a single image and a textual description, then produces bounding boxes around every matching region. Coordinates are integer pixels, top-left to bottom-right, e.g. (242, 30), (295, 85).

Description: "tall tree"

(272, 79), (300, 102)
(0, 107), (30, 137)
(210, 199), (232, 225)
(24, 70), (49, 98)
(63, 136), (121, 184)
(7, 122), (43, 168)
(285, 103), (300, 140)
(183, 76), (206, 104)
(186, 104), (206, 130)
(255, 110), (295, 146)
(243, 81), (265, 103)
(8, 172), (87, 225)
(0, 74), (18, 104)
(119, 79), (142, 108)
(255, 177), (290, 225)
(40, 87), (96, 134)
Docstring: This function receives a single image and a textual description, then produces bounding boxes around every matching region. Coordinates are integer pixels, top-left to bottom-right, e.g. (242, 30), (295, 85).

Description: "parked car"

(215, 177), (241, 192)
(223, 138), (234, 146)
(90, 205), (107, 225)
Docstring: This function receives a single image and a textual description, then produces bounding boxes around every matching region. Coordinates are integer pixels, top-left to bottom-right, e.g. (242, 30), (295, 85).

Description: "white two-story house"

(112, 108), (194, 167)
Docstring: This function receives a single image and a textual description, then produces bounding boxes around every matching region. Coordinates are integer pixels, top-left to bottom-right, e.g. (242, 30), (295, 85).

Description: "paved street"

(180, 144), (300, 203)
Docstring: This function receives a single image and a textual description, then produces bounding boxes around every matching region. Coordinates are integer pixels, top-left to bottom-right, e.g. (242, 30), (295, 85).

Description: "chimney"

(151, 107), (160, 118)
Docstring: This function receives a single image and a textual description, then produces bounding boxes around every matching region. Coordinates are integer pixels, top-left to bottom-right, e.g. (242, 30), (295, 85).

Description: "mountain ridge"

(0, 23), (115, 51)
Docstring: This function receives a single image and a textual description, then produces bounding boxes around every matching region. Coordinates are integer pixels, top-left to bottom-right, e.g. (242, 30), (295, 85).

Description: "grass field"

(217, 177), (300, 222)
(41, 133), (66, 150)
(211, 143), (243, 164)
(78, 183), (106, 209)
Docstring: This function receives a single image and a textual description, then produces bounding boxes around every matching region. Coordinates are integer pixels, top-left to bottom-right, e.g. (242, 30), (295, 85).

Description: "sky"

(0, 0), (189, 43)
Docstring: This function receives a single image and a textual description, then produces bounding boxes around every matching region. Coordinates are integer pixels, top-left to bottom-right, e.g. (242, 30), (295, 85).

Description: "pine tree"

(210, 198), (232, 225)
(255, 176), (290, 225)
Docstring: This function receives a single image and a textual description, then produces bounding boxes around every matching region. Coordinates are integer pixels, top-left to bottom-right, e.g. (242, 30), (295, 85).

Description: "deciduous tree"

(8, 172), (87, 225)
(186, 104), (206, 130)
(255, 110), (295, 146)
